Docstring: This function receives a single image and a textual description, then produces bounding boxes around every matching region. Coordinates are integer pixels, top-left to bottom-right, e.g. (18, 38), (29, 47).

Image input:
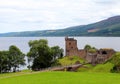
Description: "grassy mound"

(77, 62), (114, 72)
(58, 56), (114, 73)
(59, 56), (85, 66)
(91, 62), (114, 72)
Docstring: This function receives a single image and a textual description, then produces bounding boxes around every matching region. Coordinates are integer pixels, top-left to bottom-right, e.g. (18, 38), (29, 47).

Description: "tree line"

(0, 39), (63, 73)
(0, 45), (25, 73)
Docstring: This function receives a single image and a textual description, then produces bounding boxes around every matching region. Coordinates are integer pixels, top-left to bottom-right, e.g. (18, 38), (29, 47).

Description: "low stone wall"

(51, 64), (82, 72)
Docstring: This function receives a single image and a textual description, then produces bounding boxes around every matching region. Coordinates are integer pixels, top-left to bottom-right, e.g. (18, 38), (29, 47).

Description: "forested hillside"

(0, 15), (120, 37)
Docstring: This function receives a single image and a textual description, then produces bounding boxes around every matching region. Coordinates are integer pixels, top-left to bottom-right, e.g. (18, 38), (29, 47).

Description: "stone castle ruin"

(65, 37), (115, 64)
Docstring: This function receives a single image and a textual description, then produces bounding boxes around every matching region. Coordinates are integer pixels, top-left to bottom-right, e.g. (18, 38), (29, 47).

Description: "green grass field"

(0, 71), (120, 84)
(0, 55), (118, 84)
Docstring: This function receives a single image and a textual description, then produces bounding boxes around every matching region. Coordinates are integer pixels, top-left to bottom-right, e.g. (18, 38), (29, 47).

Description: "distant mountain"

(0, 15), (120, 37)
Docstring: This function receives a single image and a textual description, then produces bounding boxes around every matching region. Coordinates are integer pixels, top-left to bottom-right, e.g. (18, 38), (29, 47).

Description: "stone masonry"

(65, 37), (115, 64)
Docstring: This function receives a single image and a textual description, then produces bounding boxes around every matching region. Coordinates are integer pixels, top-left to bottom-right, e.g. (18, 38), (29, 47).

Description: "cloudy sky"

(0, 0), (120, 33)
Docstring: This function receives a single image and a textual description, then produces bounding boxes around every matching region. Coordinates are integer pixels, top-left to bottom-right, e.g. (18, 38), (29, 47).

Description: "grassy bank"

(59, 56), (85, 66)
(0, 71), (120, 84)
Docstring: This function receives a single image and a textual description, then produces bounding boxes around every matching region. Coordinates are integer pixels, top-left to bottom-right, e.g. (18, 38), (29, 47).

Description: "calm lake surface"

(0, 37), (120, 69)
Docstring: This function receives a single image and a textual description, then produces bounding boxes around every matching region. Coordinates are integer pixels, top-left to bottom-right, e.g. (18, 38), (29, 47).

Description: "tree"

(84, 44), (97, 53)
(0, 51), (9, 73)
(0, 45), (25, 73)
(27, 39), (51, 70)
(84, 44), (91, 51)
(51, 46), (63, 60)
(51, 46), (63, 66)
(9, 45), (25, 72)
(27, 39), (63, 70)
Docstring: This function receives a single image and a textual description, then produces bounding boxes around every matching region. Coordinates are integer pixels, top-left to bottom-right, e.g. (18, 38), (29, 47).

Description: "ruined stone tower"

(65, 37), (78, 56)
(65, 37), (115, 64)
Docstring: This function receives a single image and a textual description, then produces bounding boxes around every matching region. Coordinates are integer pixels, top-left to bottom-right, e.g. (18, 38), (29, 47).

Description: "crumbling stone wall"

(86, 49), (115, 64)
(65, 37), (115, 64)
(96, 49), (115, 63)
(78, 49), (86, 59)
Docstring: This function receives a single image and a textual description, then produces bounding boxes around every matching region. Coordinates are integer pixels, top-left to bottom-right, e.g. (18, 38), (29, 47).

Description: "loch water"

(0, 37), (120, 69)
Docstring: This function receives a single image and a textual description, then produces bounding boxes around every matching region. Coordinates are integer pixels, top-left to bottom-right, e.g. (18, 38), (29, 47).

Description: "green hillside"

(58, 56), (114, 72)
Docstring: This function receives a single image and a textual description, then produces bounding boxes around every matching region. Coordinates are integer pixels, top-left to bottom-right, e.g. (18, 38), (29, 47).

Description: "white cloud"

(0, 0), (120, 33)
